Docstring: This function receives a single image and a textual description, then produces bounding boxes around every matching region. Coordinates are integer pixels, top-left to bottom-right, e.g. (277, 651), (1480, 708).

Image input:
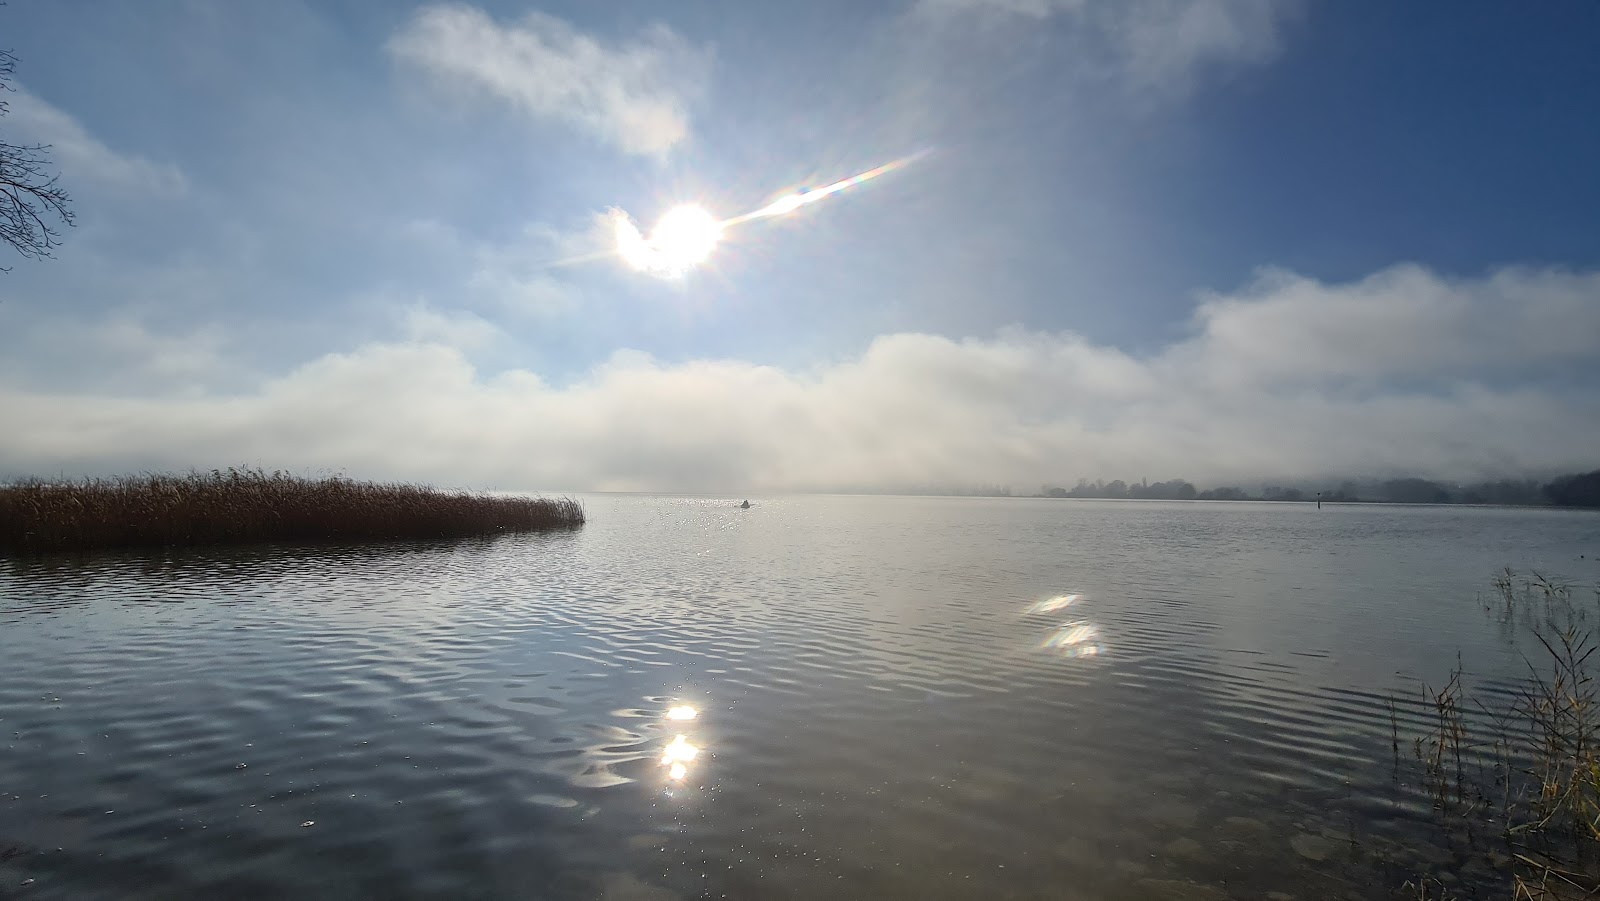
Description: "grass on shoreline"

(1402, 570), (1600, 899)
(0, 468), (584, 554)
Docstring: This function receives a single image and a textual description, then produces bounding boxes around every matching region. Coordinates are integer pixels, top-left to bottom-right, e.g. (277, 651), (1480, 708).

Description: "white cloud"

(3, 87), (187, 192)
(1178, 265), (1600, 386)
(400, 306), (505, 351)
(1, 263), (1596, 491)
(1113, 0), (1291, 86)
(389, 4), (708, 155)
(916, 0), (1298, 90)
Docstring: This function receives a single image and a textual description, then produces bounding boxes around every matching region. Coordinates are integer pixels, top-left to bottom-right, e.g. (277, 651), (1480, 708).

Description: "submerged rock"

(1290, 832), (1338, 862)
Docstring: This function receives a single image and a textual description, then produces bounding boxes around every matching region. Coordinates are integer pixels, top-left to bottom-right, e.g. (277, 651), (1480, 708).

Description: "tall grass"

(1402, 571), (1600, 899)
(0, 468), (584, 554)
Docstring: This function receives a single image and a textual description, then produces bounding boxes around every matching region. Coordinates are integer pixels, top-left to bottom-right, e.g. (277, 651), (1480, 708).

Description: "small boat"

(739, 500), (751, 509)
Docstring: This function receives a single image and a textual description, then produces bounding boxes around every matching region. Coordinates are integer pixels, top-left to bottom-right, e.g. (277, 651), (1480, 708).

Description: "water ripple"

(2, 497), (1595, 898)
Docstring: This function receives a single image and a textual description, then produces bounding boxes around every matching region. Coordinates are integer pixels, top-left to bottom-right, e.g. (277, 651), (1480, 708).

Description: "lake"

(3, 496), (1598, 899)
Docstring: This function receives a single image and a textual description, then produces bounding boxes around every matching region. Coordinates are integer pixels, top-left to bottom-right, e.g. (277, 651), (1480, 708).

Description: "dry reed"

(0, 468), (584, 554)
(1403, 571), (1600, 899)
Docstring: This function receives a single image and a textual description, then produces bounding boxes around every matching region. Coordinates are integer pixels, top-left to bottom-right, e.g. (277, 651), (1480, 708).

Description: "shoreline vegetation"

(1398, 570), (1600, 899)
(0, 468), (584, 555)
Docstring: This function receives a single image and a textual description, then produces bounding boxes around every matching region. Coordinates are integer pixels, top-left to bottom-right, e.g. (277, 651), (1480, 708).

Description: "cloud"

(1112, 0), (1292, 86)
(2, 263), (1597, 491)
(0, 311), (228, 395)
(1180, 265), (1600, 386)
(400, 306), (505, 351)
(464, 221), (596, 319)
(917, 0), (1079, 18)
(389, 4), (708, 155)
(2, 87), (186, 192)
(915, 0), (1298, 90)
(394, 216), (595, 320)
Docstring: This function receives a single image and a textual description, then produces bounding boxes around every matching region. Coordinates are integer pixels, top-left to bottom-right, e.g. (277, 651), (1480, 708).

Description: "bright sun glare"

(615, 204), (723, 278)
(654, 205), (722, 267)
(606, 152), (927, 279)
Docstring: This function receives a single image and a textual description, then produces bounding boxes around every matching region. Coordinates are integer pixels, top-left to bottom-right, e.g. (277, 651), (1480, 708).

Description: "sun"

(600, 151), (926, 278)
(614, 203), (724, 278)
(652, 205), (722, 271)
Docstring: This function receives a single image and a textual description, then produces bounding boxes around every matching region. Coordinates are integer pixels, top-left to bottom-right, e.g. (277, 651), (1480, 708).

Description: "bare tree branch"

(0, 36), (76, 271)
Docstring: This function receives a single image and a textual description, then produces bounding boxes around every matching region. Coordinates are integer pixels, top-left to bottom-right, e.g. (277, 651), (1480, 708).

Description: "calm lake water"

(3, 496), (1599, 900)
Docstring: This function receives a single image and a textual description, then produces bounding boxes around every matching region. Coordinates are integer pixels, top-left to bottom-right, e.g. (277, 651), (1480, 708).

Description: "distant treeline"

(1034, 469), (1600, 508)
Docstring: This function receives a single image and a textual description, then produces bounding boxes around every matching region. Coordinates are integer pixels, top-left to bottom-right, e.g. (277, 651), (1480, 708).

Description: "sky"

(0, 0), (1597, 493)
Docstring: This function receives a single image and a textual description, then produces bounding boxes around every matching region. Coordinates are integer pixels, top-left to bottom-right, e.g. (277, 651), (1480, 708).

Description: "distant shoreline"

(0, 469), (585, 555)
(779, 493), (1599, 509)
(849, 470), (1600, 508)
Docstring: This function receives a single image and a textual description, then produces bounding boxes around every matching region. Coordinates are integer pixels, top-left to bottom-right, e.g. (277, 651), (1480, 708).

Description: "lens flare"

(666, 705), (698, 721)
(611, 150), (928, 278)
(725, 151), (929, 226)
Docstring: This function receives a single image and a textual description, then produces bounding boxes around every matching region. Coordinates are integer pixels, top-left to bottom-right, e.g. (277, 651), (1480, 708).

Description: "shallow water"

(2, 496), (1598, 899)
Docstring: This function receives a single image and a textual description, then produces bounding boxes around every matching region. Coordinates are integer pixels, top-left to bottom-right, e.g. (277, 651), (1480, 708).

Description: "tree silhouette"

(1544, 470), (1600, 508)
(0, 40), (73, 270)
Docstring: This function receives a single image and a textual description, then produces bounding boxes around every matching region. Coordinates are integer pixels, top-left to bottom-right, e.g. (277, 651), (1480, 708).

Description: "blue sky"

(1, 1), (1597, 491)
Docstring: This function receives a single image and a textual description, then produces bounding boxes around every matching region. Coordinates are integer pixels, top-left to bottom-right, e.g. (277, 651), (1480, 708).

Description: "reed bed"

(0, 468), (584, 554)
(1400, 570), (1600, 899)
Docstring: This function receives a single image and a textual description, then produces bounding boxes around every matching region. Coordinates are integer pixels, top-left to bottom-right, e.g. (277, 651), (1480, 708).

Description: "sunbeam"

(609, 151), (928, 278)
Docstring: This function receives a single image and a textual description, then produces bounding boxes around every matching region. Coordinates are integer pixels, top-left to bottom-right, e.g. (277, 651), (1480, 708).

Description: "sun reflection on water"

(1028, 592), (1104, 658)
(1026, 594), (1079, 615)
(1043, 621), (1103, 658)
(661, 703), (705, 784)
